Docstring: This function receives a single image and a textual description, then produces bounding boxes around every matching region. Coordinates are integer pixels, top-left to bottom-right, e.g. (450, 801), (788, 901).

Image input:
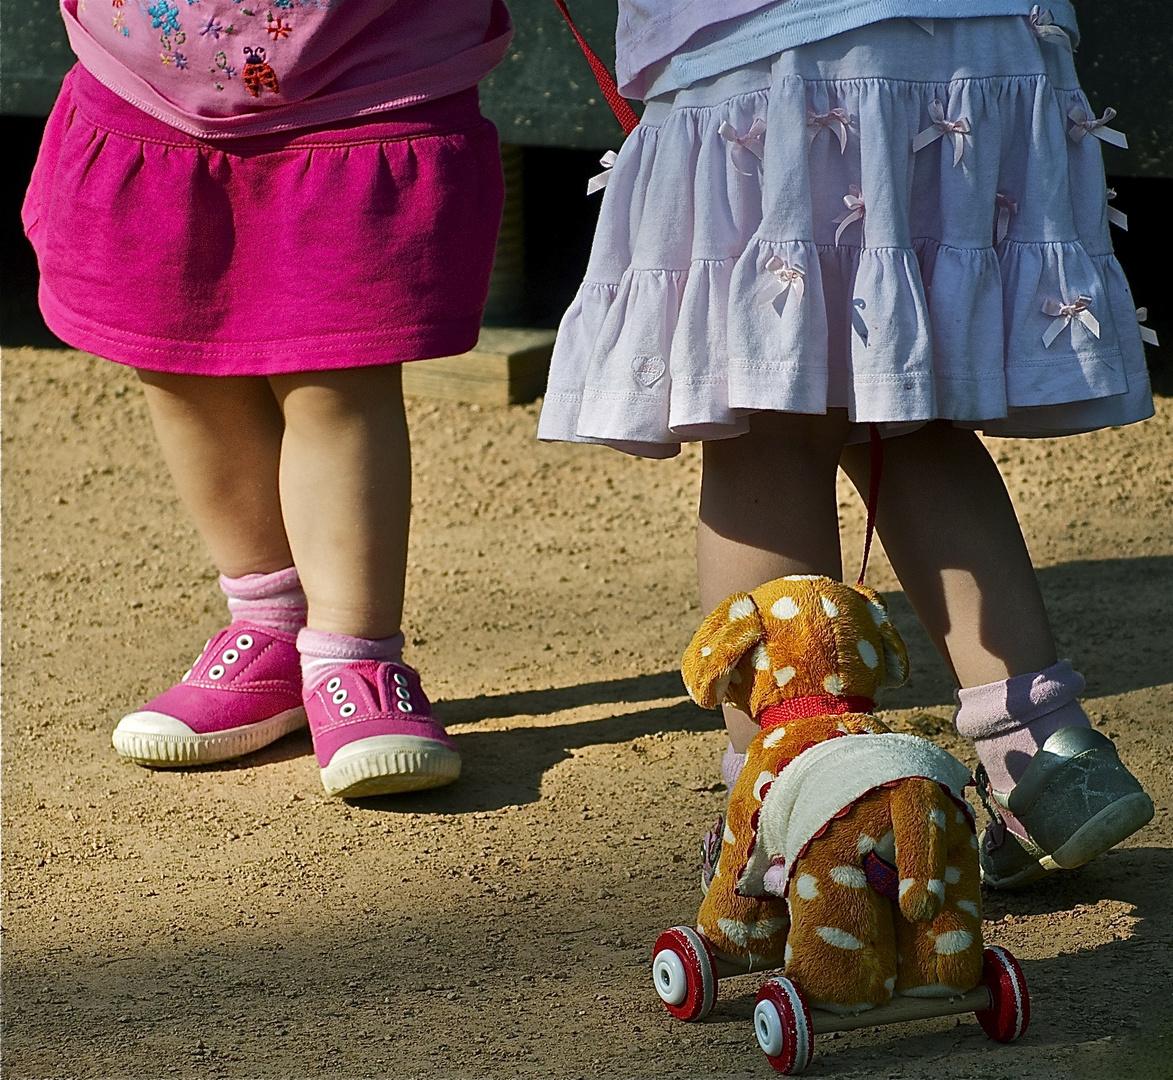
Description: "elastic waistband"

(69, 64), (486, 152)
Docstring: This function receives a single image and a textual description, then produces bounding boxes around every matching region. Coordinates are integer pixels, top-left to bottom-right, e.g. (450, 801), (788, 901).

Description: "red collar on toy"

(758, 695), (876, 730)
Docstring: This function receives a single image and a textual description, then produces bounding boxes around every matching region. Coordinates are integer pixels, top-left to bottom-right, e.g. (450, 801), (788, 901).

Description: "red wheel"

(651, 926), (718, 1021)
(976, 946), (1030, 1042)
(754, 976), (815, 1074)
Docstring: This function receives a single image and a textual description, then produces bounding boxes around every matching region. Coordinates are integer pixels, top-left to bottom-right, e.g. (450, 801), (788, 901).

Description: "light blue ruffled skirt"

(538, 16), (1154, 457)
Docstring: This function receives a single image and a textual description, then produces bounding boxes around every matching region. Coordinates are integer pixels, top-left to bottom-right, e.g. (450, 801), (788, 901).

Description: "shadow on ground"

(434, 556), (1173, 722)
(4, 847), (1169, 1078)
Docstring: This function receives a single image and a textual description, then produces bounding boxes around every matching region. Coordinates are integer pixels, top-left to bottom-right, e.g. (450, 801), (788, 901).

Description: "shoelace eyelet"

(208, 665), (226, 680)
(326, 677), (342, 694)
(332, 689), (348, 705)
(222, 649), (239, 665)
(235, 634), (254, 650)
(340, 702), (357, 718)
(396, 701), (413, 713)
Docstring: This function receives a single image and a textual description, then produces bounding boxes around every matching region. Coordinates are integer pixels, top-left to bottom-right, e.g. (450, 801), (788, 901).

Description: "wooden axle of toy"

(711, 956), (992, 1033)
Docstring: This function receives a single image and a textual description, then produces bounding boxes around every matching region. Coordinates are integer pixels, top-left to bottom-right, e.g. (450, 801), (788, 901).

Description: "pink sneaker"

(112, 622), (306, 766)
(304, 660), (461, 797)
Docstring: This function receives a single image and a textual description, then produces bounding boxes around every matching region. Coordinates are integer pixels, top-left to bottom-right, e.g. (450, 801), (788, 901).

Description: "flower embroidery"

(112, 10), (128, 34)
(174, 51), (188, 68)
(146, 0), (180, 35)
(210, 50), (237, 80)
(200, 16), (227, 38)
(265, 13), (293, 39)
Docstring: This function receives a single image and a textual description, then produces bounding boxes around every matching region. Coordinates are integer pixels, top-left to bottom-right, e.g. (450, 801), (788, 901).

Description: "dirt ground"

(2, 345), (1170, 1080)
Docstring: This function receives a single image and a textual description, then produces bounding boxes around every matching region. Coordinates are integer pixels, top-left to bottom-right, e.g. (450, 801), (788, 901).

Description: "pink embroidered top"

(62, 0), (512, 138)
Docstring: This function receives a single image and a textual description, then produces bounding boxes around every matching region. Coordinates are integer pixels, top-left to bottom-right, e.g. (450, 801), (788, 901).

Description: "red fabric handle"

(552, 0), (640, 136)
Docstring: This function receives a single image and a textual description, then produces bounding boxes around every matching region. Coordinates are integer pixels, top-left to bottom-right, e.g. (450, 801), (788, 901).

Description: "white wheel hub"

(754, 999), (784, 1057)
(652, 949), (687, 1006)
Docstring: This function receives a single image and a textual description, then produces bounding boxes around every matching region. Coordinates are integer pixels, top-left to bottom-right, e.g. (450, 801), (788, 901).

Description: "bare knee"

(272, 365), (405, 434)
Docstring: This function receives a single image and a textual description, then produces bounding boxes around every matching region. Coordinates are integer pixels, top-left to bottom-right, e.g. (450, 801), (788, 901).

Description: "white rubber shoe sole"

(112, 706), (307, 766)
(319, 735), (461, 798)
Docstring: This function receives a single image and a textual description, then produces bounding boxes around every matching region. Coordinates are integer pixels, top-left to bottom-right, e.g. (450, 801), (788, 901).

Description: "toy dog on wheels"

(651, 575), (1029, 1073)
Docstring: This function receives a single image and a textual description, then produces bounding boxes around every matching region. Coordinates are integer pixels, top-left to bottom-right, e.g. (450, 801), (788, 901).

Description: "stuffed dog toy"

(683, 575), (983, 1014)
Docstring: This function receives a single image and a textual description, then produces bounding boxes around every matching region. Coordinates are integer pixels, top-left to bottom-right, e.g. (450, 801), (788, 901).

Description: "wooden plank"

(401, 327), (557, 407)
(810, 987), (991, 1033)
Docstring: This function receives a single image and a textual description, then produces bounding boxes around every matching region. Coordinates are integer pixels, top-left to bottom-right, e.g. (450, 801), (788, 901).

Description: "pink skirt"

(22, 66), (505, 375)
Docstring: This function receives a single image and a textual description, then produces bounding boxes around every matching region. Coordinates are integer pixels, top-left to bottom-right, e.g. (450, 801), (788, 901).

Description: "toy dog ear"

(851, 585), (909, 688)
(682, 592), (765, 708)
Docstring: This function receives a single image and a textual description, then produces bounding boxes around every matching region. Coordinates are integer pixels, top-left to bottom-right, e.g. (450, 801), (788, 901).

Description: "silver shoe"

(978, 726), (1154, 889)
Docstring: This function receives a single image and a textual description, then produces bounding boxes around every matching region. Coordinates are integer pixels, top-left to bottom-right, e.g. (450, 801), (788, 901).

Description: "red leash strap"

(857, 422), (883, 585)
(552, 0), (640, 136)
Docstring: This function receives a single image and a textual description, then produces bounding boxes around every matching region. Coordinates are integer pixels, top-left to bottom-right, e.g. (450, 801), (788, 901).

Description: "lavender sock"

(722, 742), (747, 790)
(954, 659), (1091, 794)
(297, 628), (406, 690)
(220, 567), (306, 634)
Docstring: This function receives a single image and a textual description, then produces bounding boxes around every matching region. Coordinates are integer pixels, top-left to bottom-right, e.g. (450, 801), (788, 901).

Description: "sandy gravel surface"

(2, 346), (1170, 1079)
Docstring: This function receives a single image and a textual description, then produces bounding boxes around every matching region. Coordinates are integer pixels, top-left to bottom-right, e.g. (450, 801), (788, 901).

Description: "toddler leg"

(113, 372), (304, 766)
(840, 422), (1153, 886)
(697, 410), (851, 754)
(136, 371), (292, 575)
(269, 366), (458, 796)
(839, 421), (1055, 688)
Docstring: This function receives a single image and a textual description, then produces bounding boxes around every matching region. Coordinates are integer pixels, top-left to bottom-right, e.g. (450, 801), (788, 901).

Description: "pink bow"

(1042, 296), (1100, 347)
(834, 186), (865, 246)
(994, 192), (1019, 244)
(586, 150), (618, 196)
(1068, 106), (1128, 149)
(913, 99), (971, 166)
(760, 256), (806, 307)
(1028, 6), (1072, 51)
(1137, 308), (1159, 347)
(807, 108), (853, 154)
(1106, 187), (1128, 231)
(718, 118), (767, 175)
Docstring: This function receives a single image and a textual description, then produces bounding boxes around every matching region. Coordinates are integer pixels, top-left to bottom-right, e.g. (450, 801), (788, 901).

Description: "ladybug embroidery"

(242, 46), (279, 97)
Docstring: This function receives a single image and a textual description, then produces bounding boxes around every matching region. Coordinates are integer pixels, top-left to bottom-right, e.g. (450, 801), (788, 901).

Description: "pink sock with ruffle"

(297, 628), (406, 689)
(954, 659), (1091, 794)
(219, 567), (307, 634)
(722, 742), (747, 790)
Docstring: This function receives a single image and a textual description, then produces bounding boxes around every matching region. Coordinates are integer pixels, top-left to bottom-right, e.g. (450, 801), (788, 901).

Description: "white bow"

(586, 150), (618, 196)
(1106, 187), (1128, 231)
(760, 256), (806, 308)
(1068, 106), (1128, 149)
(1137, 308), (1159, 347)
(719, 118), (767, 175)
(912, 99), (971, 166)
(807, 108), (853, 154)
(994, 192), (1018, 244)
(1042, 296), (1100, 347)
(1028, 7), (1073, 51)
(833, 186), (865, 246)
